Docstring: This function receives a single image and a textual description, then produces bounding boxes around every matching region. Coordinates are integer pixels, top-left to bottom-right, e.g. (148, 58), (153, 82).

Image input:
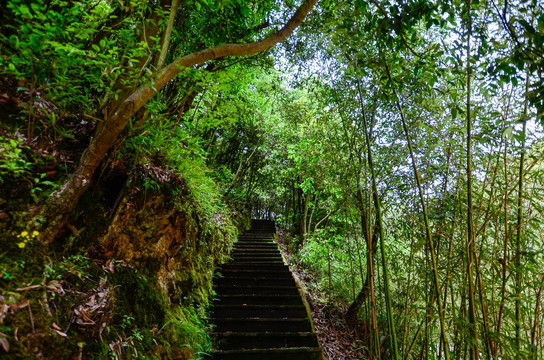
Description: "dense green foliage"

(1, 0), (543, 359)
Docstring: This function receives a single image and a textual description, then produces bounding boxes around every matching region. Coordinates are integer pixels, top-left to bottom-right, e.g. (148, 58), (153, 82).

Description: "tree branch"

(39, 0), (320, 243)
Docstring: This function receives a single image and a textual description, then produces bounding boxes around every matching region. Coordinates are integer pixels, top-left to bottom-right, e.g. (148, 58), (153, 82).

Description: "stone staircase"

(210, 219), (323, 360)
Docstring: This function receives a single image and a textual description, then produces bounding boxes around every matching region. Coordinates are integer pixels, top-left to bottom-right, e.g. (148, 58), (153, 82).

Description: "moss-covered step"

(213, 332), (319, 350)
(236, 236), (275, 241)
(231, 245), (279, 251)
(215, 276), (296, 287)
(212, 304), (308, 318)
(217, 267), (293, 275)
(212, 317), (312, 332)
(234, 255), (283, 264)
(210, 220), (323, 360)
(213, 294), (305, 306)
(233, 241), (278, 246)
(231, 240), (278, 246)
(231, 249), (280, 255)
(214, 285), (300, 296)
(212, 347), (322, 360)
(237, 234), (275, 238)
(231, 249), (282, 259)
(220, 263), (290, 271)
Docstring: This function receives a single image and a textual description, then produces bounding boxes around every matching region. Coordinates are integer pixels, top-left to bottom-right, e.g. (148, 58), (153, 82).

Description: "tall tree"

(38, 0), (320, 242)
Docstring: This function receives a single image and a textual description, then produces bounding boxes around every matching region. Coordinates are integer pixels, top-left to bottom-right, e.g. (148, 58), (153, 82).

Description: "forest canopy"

(1, 0), (544, 359)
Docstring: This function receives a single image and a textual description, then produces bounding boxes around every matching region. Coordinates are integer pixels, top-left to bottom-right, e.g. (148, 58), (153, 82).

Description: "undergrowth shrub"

(123, 115), (225, 223)
(298, 228), (364, 304)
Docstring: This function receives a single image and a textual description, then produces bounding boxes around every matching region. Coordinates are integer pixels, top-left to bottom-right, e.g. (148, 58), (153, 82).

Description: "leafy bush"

(0, 0), (148, 115)
(123, 115), (226, 222)
(0, 136), (32, 182)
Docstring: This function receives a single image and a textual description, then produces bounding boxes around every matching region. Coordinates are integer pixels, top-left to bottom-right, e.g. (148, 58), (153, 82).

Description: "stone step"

(212, 347), (322, 360)
(213, 294), (304, 306)
(212, 318), (312, 333)
(234, 245), (277, 250)
(214, 285), (300, 296)
(231, 250), (283, 261)
(231, 249), (281, 255)
(223, 262), (286, 267)
(244, 231), (276, 235)
(216, 269), (294, 279)
(230, 253), (282, 259)
(233, 245), (278, 251)
(232, 257), (284, 264)
(213, 332), (319, 350)
(240, 236), (275, 240)
(221, 263), (290, 271)
(235, 241), (276, 246)
(213, 304), (308, 318)
(238, 234), (274, 238)
(238, 238), (275, 242)
(210, 221), (322, 360)
(233, 248), (278, 253)
(215, 276), (295, 287)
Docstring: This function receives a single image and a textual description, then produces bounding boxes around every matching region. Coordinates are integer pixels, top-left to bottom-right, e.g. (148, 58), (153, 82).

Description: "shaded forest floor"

(276, 228), (369, 360)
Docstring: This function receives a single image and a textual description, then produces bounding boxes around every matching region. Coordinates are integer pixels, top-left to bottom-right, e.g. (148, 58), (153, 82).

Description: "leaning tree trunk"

(37, 0), (320, 243)
(345, 189), (378, 323)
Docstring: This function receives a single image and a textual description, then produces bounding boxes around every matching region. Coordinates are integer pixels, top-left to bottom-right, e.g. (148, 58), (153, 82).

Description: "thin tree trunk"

(531, 276), (544, 359)
(302, 192), (310, 237)
(474, 249), (493, 359)
(365, 197), (380, 360)
(348, 237), (356, 302)
(225, 146), (258, 196)
(313, 211), (332, 232)
(327, 243), (333, 305)
(465, 0), (479, 356)
(402, 219), (417, 358)
(156, 0), (180, 69)
(496, 118), (511, 347)
(355, 65), (399, 360)
(384, 60), (451, 360)
(292, 179), (296, 227)
(514, 73), (529, 351)
(405, 319), (424, 360)
(345, 189), (377, 322)
(307, 198), (316, 234)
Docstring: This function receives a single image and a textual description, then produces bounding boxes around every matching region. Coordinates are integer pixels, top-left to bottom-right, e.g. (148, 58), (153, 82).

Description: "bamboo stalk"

(463, 1), (479, 358)
(383, 60), (450, 360)
(514, 73), (529, 351)
(355, 63), (399, 360)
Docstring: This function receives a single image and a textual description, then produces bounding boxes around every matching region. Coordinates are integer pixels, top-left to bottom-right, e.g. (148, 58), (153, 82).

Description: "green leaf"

(503, 127), (514, 140)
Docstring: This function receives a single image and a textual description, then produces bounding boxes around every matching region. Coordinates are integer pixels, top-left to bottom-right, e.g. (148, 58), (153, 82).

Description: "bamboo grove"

(237, 0), (544, 358)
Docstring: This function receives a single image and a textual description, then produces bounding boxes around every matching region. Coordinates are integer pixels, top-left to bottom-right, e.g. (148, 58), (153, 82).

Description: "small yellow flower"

(32, 231), (39, 237)
(18, 242), (25, 249)
(21, 231), (28, 237)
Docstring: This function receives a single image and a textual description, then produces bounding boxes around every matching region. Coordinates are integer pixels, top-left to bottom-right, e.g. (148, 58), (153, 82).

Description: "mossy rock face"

(1, 166), (246, 359)
(100, 185), (238, 304)
(112, 268), (168, 327)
